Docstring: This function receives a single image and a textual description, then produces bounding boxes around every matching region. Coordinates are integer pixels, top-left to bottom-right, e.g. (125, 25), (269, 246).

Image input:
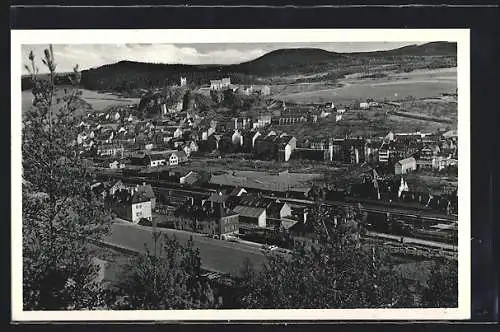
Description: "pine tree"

(22, 46), (112, 310)
(115, 232), (221, 309)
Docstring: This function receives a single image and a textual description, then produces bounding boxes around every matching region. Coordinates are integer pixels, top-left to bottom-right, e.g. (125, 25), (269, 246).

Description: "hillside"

(233, 48), (345, 75)
(21, 42), (457, 92)
(351, 41), (457, 57)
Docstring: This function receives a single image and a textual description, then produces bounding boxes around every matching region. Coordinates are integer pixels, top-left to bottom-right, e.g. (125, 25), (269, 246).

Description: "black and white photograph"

(11, 29), (470, 321)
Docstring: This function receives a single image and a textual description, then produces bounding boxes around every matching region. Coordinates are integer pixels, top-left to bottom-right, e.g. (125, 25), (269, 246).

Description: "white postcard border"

(11, 28), (471, 322)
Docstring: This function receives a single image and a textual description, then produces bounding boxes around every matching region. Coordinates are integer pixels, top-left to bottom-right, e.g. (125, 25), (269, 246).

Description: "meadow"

(22, 88), (140, 113)
(272, 67), (457, 105)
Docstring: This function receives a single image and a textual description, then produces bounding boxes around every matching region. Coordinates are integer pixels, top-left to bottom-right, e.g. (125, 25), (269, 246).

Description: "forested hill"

(22, 42), (457, 92)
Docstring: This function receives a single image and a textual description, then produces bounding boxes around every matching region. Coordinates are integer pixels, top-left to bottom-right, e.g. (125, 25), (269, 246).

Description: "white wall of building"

(131, 201), (152, 223)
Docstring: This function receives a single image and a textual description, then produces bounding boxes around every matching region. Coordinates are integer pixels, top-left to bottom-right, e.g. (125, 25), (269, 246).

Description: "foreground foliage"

(114, 232), (221, 309)
(22, 46), (111, 310)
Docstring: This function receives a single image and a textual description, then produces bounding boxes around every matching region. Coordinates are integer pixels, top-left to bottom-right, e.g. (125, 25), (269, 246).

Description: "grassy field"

(405, 174), (458, 195)
(22, 88), (139, 113)
(272, 68), (457, 105)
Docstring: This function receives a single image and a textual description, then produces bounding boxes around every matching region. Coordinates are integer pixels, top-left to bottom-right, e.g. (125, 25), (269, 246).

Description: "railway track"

(96, 172), (456, 224)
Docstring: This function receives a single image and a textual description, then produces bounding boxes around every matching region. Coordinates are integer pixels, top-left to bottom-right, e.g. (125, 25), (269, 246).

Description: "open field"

(209, 169), (322, 193)
(22, 88), (140, 113)
(405, 174), (458, 196)
(272, 68), (457, 105)
(270, 108), (455, 141)
(77, 89), (140, 110)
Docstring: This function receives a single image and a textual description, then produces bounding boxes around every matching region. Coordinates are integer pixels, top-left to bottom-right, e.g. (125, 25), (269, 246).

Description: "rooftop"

(233, 205), (266, 218)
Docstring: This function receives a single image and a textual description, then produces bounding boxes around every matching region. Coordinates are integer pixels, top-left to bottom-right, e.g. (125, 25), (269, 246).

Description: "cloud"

(20, 42), (421, 74)
(21, 44), (268, 73)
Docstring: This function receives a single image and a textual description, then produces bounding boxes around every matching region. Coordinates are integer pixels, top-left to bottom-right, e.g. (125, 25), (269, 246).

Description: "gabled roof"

(135, 184), (155, 199)
(171, 150), (188, 159)
(233, 205), (266, 218)
(207, 193), (230, 204)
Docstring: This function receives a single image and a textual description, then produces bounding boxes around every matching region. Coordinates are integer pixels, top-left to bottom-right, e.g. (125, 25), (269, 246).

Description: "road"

(104, 220), (268, 277)
(365, 231), (457, 251)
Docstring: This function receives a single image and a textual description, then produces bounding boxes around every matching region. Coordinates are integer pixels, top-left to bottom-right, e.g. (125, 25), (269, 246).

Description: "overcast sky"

(21, 42), (423, 74)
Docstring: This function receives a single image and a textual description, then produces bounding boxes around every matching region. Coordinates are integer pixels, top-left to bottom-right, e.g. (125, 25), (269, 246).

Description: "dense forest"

(21, 42), (457, 93)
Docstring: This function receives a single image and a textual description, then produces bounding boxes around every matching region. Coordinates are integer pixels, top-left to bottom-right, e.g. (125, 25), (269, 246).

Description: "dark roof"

(131, 192), (152, 204)
(207, 193), (230, 203)
(233, 205), (266, 218)
(135, 184), (155, 199)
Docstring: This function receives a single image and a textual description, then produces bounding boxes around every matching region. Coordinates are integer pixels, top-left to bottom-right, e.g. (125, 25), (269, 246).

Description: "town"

(81, 75), (458, 260)
(21, 42), (460, 311)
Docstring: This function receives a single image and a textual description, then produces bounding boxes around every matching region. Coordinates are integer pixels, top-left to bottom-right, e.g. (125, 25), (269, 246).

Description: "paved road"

(365, 231), (457, 251)
(105, 221), (268, 277)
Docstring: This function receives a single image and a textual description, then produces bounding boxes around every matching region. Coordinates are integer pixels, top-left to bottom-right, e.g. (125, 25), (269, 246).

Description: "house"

(210, 77), (231, 91)
(288, 221), (320, 249)
(395, 157), (417, 175)
(108, 180), (127, 196)
(168, 152), (179, 166)
(254, 135), (279, 160)
(179, 171), (200, 185)
(360, 102), (369, 109)
(231, 130), (244, 147)
(187, 207), (239, 236)
(253, 114), (272, 129)
(241, 85), (253, 96)
(188, 141), (199, 153)
(96, 144), (125, 158)
(274, 114), (308, 125)
(242, 131), (261, 152)
(180, 76), (187, 87)
(110, 190), (153, 224)
(267, 200), (292, 219)
(129, 151), (172, 167)
(259, 85), (271, 96)
(109, 159), (126, 169)
(229, 187), (247, 197)
(77, 132), (89, 145)
(172, 150), (188, 163)
(132, 183), (157, 210)
(233, 205), (267, 228)
(173, 127), (183, 138)
(277, 135), (297, 162)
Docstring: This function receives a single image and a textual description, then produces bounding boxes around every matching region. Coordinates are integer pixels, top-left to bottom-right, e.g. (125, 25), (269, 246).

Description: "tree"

(239, 243), (414, 309)
(115, 232), (221, 309)
(22, 46), (112, 310)
(238, 208), (415, 309)
(421, 259), (458, 308)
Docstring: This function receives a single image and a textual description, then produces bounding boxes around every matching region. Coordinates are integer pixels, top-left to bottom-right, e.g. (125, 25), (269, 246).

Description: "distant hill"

(354, 41), (457, 57)
(22, 41), (457, 92)
(233, 48), (346, 75)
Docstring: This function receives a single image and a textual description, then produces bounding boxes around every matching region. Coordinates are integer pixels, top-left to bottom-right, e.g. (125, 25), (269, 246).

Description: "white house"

(109, 160), (125, 169)
(394, 157), (417, 175)
(168, 101), (183, 113)
(113, 112), (121, 121)
(180, 77), (187, 87)
(232, 130), (244, 146)
(168, 153), (179, 166)
(77, 132), (88, 145)
(131, 199), (152, 223)
(260, 85), (271, 96)
(360, 102), (369, 109)
(174, 127), (183, 139)
(149, 156), (166, 167)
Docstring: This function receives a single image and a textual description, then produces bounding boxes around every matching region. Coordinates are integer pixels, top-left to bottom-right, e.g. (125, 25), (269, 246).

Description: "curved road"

(105, 221), (268, 277)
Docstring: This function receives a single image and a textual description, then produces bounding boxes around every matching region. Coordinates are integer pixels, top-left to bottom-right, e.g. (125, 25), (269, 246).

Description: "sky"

(21, 42), (423, 74)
